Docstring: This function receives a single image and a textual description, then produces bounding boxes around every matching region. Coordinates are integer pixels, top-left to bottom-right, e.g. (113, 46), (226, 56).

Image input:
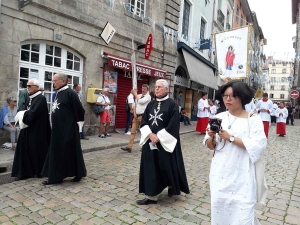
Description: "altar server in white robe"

(275, 102), (288, 137)
(245, 98), (256, 113)
(256, 93), (273, 138)
(208, 100), (217, 119)
(196, 92), (209, 134)
(204, 81), (267, 225)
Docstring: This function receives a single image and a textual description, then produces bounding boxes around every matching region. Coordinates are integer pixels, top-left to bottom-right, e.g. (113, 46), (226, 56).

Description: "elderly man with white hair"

(12, 78), (51, 180)
(137, 79), (190, 205)
(41, 73), (86, 185)
(96, 87), (112, 138)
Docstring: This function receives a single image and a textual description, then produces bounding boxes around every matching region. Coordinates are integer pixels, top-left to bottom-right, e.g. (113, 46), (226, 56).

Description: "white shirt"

(127, 93), (135, 108)
(275, 107), (288, 123)
(135, 92), (151, 115)
(256, 99), (273, 122)
(197, 98), (209, 118)
(208, 105), (217, 118)
(244, 99), (256, 113)
(270, 103), (278, 116)
(97, 94), (110, 110)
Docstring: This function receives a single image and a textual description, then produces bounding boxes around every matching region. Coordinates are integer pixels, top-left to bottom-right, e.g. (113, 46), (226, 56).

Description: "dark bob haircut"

(218, 81), (253, 106)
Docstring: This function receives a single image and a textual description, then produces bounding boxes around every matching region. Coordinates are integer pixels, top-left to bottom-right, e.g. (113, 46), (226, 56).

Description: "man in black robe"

(12, 79), (51, 180)
(41, 73), (86, 185)
(137, 79), (190, 205)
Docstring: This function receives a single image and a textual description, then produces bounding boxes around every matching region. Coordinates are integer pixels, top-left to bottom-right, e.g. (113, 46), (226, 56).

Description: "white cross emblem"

(52, 99), (60, 113)
(149, 109), (163, 126)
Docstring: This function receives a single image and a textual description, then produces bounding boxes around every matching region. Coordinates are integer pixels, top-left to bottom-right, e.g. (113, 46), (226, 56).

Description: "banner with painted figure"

(215, 26), (249, 79)
(104, 71), (118, 93)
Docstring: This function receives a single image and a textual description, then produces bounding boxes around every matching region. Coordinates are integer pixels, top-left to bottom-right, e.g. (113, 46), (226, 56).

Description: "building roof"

(292, 0), (299, 24)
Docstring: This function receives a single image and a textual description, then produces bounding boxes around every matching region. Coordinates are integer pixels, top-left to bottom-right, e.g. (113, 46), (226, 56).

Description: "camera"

(209, 118), (222, 133)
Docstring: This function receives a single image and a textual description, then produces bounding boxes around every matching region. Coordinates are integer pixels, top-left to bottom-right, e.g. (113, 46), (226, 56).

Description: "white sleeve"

(241, 115), (267, 163)
(96, 96), (104, 103)
(198, 100), (204, 111)
(128, 95), (134, 104)
(157, 128), (177, 153)
(139, 125), (152, 146)
(283, 108), (288, 119)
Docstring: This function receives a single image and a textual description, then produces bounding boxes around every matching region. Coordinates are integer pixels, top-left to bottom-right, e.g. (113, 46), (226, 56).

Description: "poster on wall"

(215, 26), (249, 80)
(104, 70), (118, 93)
(109, 105), (116, 127)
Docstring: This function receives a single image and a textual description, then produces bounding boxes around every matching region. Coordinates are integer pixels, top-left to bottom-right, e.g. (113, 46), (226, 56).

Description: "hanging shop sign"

(100, 22), (116, 45)
(145, 34), (153, 59)
(290, 90), (299, 99)
(174, 75), (189, 88)
(104, 52), (166, 78)
(19, 0), (32, 9)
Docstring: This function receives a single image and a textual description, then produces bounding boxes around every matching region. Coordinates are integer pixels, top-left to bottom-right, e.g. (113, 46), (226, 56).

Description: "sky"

(248, 0), (296, 60)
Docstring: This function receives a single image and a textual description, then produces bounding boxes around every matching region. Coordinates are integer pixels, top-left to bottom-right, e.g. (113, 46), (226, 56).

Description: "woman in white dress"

(204, 81), (267, 225)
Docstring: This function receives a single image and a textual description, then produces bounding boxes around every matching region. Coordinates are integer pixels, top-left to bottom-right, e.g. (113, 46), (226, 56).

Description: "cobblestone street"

(0, 124), (299, 225)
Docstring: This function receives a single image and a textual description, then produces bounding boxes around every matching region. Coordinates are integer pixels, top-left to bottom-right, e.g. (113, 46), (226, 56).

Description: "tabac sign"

(19, 0), (32, 9)
(145, 34), (153, 59)
(100, 22), (116, 45)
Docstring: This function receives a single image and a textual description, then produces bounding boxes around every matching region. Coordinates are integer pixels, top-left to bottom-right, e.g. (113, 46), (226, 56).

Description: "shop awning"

(182, 48), (218, 90)
(102, 52), (166, 78)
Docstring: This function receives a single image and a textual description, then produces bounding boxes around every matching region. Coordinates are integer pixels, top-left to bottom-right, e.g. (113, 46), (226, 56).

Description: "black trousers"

(286, 114), (294, 125)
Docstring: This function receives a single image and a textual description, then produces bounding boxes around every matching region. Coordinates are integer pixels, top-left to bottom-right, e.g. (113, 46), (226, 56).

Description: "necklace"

(227, 111), (243, 129)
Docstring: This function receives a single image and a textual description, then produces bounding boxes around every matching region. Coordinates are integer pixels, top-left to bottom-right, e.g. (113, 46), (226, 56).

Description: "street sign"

(145, 34), (153, 60)
(290, 90), (299, 99)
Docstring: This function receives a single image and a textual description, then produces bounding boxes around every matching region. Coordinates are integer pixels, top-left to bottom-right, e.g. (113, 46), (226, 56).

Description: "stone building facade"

(0, 0), (181, 143)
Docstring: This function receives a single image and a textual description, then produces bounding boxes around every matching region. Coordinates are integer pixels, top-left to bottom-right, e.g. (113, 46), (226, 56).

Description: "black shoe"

(136, 198), (157, 205)
(36, 174), (43, 178)
(121, 147), (132, 153)
(168, 188), (174, 197)
(71, 176), (82, 182)
(291, 124), (294, 126)
(42, 180), (63, 185)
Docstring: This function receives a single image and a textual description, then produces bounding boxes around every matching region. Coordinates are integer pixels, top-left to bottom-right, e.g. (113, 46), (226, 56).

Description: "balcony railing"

(226, 23), (231, 30)
(217, 10), (225, 28)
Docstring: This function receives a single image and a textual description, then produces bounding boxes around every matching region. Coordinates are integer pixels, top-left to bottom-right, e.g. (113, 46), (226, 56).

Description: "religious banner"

(109, 105), (116, 126)
(215, 26), (250, 80)
(103, 71), (118, 93)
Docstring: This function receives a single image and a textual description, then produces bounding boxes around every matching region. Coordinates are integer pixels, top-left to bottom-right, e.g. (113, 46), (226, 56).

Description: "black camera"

(209, 118), (222, 133)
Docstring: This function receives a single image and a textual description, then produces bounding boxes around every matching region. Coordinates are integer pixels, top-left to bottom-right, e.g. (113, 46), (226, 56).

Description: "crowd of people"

(1, 77), (299, 224)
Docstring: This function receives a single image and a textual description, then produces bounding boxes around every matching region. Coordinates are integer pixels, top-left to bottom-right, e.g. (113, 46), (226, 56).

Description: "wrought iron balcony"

(217, 10), (225, 28)
(226, 23), (231, 30)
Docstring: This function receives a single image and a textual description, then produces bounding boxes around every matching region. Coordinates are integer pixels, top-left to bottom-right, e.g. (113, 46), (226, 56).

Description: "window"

(270, 85), (274, 90)
(283, 62), (286, 66)
(281, 85), (285, 90)
(282, 69), (287, 74)
(271, 69), (276, 74)
(236, 5), (239, 23)
(280, 94), (284, 99)
(45, 45), (61, 67)
(129, 0), (146, 17)
(200, 18), (206, 40)
(21, 44), (40, 64)
(272, 63), (275, 67)
(240, 15), (243, 26)
(182, 0), (190, 38)
(270, 93), (274, 98)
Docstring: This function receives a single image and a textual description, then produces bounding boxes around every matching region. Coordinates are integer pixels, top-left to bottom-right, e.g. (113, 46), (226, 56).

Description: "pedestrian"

(124, 90), (135, 135)
(270, 102), (278, 124)
(175, 91), (183, 112)
(204, 81), (267, 224)
(196, 92), (209, 134)
(18, 89), (29, 110)
(73, 83), (89, 140)
(121, 84), (151, 153)
(136, 79), (190, 205)
(0, 97), (20, 150)
(256, 93), (273, 138)
(275, 102), (288, 137)
(12, 79), (51, 180)
(208, 99), (217, 119)
(150, 90), (155, 100)
(96, 88), (112, 138)
(286, 101), (295, 125)
(244, 98), (256, 113)
(180, 108), (192, 125)
(41, 73), (86, 185)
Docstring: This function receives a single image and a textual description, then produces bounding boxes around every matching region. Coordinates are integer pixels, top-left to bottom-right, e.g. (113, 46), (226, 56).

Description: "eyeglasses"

(26, 85), (37, 88)
(52, 79), (62, 83)
(155, 86), (165, 89)
(222, 94), (236, 100)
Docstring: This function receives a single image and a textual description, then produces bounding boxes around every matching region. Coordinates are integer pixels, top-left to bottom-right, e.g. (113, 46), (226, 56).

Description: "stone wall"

(0, 0), (181, 141)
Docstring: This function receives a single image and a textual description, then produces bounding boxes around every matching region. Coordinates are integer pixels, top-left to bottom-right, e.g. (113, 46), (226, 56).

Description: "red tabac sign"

(145, 34), (153, 59)
(290, 90), (299, 99)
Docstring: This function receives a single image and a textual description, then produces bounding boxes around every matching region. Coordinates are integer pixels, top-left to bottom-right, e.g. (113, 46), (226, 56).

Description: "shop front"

(101, 52), (166, 129)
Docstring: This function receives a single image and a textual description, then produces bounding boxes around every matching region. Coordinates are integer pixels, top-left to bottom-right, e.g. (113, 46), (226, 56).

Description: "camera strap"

(212, 136), (226, 157)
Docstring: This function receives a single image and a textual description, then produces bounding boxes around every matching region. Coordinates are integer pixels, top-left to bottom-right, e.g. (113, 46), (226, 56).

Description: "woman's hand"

(218, 129), (230, 141)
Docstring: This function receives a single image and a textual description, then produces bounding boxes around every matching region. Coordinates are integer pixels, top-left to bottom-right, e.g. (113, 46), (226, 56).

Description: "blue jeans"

(80, 125), (85, 138)
(125, 111), (133, 133)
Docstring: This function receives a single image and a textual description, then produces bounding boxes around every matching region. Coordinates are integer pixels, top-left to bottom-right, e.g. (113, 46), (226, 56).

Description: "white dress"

(203, 112), (267, 225)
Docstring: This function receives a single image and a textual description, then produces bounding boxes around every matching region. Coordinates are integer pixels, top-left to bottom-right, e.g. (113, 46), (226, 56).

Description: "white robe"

(256, 100), (273, 122)
(275, 107), (288, 123)
(197, 98), (209, 118)
(203, 112), (267, 225)
(245, 100), (256, 113)
(209, 105), (217, 118)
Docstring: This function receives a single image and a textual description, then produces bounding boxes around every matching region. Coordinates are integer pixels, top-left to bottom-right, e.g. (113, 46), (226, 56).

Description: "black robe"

(42, 87), (86, 182)
(12, 94), (51, 179)
(139, 97), (190, 196)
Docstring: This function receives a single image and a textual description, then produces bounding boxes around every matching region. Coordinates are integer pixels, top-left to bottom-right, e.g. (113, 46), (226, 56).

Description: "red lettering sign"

(290, 90), (299, 99)
(145, 34), (153, 60)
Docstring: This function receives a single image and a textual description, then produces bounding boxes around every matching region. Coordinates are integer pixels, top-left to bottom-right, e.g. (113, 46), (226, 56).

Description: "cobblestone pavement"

(0, 125), (299, 225)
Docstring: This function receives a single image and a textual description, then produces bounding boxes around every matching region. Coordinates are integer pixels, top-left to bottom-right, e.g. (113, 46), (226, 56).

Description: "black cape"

(139, 98), (190, 196)
(42, 87), (86, 182)
(12, 94), (51, 179)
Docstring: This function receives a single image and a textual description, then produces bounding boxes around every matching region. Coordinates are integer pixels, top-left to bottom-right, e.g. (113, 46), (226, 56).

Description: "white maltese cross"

(149, 109), (163, 126)
(52, 99), (60, 113)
